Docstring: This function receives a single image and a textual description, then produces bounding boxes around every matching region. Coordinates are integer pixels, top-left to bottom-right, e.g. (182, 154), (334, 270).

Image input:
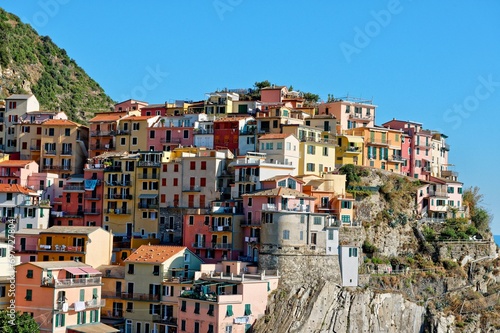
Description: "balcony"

(63, 185), (85, 192)
(345, 146), (361, 153)
(90, 143), (115, 150)
(160, 138), (181, 144)
(211, 206), (237, 214)
(121, 293), (160, 302)
(41, 165), (73, 171)
(180, 290), (242, 303)
(211, 225), (231, 232)
(428, 190), (449, 198)
(91, 130), (116, 137)
(245, 236), (259, 243)
(192, 242), (206, 248)
(44, 150), (57, 155)
(84, 194), (101, 200)
(105, 181), (132, 186)
(137, 161), (161, 167)
(441, 170), (458, 178)
(84, 209), (101, 215)
(101, 291), (122, 299)
(138, 203), (159, 209)
(138, 174), (160, 180)
(104, 208), (131, 215)
(349, 112), (373, 120)
(238, 175), (258, 182)
(368, 139), (391, 146)
(61, 150), (73, 155)
(213, 243), (231, 249)
(389, 155), (406, 163)
(39, 244), (84, 252)
(261, 203), (310, 212)
(103, 166), (122, 172)
(42, 276), (101, 288)
(152, 315), (177, 326)
(442, 143), (450, 151)
(240, 221), (261, 227)
(30, 146), (41, 151)
(117, 130), (130, 135)
(182, 186), (201, 192)
(300, 137), (337, 145)
(105, 194), (133, 200)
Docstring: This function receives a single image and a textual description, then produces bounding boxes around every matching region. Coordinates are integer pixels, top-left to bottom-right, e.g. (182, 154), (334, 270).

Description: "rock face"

(255, 282), (429, 333)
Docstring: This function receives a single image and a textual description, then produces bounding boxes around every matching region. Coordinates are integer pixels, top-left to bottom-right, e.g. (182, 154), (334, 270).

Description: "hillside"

(254, 168), (500, 333)
(0, 8), (114, 123)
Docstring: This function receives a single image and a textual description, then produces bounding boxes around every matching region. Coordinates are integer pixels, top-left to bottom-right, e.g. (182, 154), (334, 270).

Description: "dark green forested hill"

(0, 7), (114, 123)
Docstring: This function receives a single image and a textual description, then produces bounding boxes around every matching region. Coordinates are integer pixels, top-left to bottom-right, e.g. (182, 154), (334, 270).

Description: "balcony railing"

(30, 146), (41, 151)
(63, 185), (85, 191)
(152, 315), (177, 325)
(117, 130), (130, 135)
(137, 161), (161, 167)
(121, 293), (160, 302)
(61, 150), (72, 155)
(105, 181), (132, 186)
(368, 139), (391, 146)
(84, 194), (101, 200)
(192, 242), (206, 248)
(245, 236), (259, 243)
(138, 203), (159, 209)
(42, 165), (73, 171)
(39, 244), (84, 252)
(389, 155), (405, 162)
(213, 243), (231, 249)
(211, 225), (231, 232)
(42, 276), (101, 288)
(182, 186), (201, 192)
(105, 194), (133, 200)
(44, 150), (57, 155)
(345, 146), (361, 153)
(160, 138), (182, 144)
(104, 208), (131, 215)
(90, 144), (115, 150)
(240, 221), (261, 227)
(137, 174), (160, 179)
(84, 209), (100, 215)
(91, 130), (116, 137)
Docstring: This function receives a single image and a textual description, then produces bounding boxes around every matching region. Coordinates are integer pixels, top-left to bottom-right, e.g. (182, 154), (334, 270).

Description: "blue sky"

(2, 1), (500, 233)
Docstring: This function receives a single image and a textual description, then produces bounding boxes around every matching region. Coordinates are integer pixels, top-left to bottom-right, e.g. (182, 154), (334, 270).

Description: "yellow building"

(123, 245), (203, 333)
(204, 91), (239, 116)
(37, 119), (89, 178)
(37, 226), (113, 268)
(346, 127), (404, 173)
(116, 115), (158, 153)
(98, 265), (126, 331)
(335, 135), (364, 168)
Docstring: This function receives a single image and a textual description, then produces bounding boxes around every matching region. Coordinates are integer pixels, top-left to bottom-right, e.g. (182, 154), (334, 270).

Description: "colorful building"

(0, 159), (39, 187)
(317, 97), (376, 132)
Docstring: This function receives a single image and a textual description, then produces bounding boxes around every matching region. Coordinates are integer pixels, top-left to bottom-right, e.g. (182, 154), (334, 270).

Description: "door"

(127, 282), (134, 296)
(115, 281), (122, 297)
(20, 238), (26, 251)
(166, 130), (171, 142)
(126, 224), (133, 238)
(311, 233), (317, 245)
(46, 237), (52, 246)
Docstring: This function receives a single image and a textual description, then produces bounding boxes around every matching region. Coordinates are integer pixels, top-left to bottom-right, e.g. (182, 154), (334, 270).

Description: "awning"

(67, 322), (120, 333)
(344, 135), (364, 143)
(84, 180), (98, 191)
(80, 267), (102, 275)
(139, 194), (158, 199)
(65, 267), (86, 276)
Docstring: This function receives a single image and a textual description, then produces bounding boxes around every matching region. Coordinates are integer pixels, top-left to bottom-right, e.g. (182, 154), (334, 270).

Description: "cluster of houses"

(0, 86), (466, 332)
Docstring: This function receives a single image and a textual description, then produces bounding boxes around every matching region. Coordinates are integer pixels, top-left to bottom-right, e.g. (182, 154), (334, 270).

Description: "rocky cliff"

(254, 168), (500, 333)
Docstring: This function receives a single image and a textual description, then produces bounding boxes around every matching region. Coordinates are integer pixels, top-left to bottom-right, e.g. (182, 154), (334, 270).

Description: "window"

(307, 145), (315, 154)
(153, 266), (160, 276)
(149, 131), (155, 139)
(306, 163), (315, 172)
(174, 164), (179, 172)
(208, 304), (214, 316)
(323, 147), (328, 156)
(181, 320), (186, 331)
(173, 178), (178, 186)
(194, 302), (200, 314)
(245, 304), (252, 315)
(133, 123), (140, 130)
(328, 229), (334, 240)
(128, 264), (134, 274)
(201, 161), (207, 170)
(190, 161), (196, 170)
(208, 324), (214, 333)
(120, 137), (126, 145)
(26, 289), (32, 301)
(447, 187), (455, 193)
(149, 304), (160, 315)
(283, 230), (290, 240)
(194, 322), (200, 333)
(313, 216), (322, 225)
(200, 178), (206, 187)
(341, 201), (352, 209)
(226, 305), (234, 317)
(189, 216), (194, 225)
(247, 198), (252, 207)
(342, 215), (351, 223)
(26, 270), (33, 278)
(184, 130), (189, 138)
(277, 142), (283, 150)
(181, 300), (186, 312)
(0, 286), (5, 297)
(132, 137), (138, 145)
(6, 193), (12, 201)
(55, 313), (65, 327)
(90, 309), (99, 323)
(64, 128), (70, 136)
(349, 247), (358, 257)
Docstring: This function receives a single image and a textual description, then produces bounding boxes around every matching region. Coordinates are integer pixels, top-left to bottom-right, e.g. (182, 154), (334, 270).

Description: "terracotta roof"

(125, 245), (186, 263)
(43, 119), (81, 126)
(89, 112), (128, 122)
(261, 175), (305, 184)
(0, 160), (35, 167)
(128, 116), (154, 120)
(214, 116), (252, 122)
(0, 184), (34, 194)
(242, 187), (314, 199)
(258, 133), (292, 140)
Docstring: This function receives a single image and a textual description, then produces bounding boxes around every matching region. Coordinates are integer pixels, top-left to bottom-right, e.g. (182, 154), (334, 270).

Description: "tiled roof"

(261, 175), (305, 184)
(125, 245), (186, 263)
(214, 116), (252, 122)
(258, 133), (292, 140)
(19, 261), (93, 269)
(89, 112), (128, 122)
(242, 187), (313, 199)
(0, 184), (34, 194)
(43, 119), (81, 126)
(128, 116), (154, 120)
(15, 228), (44, 235)
(0, 160), (35, 167)
(41, 226), (104, 235)
(6, 94), (33, 100)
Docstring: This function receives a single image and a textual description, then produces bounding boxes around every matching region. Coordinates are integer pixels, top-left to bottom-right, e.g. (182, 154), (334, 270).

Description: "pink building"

(15, 261), (117, 333)
(148, 115), (197, 151)
(141, 104), (167, 117)
(115, 99), (148, 112)
(317, 97), (376, 133)
(177, 261), (279, 333)
(13, 228), (42, 263)
(0, 160), (39, 186)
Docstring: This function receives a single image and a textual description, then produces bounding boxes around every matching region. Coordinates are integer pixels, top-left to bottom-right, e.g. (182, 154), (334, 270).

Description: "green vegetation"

(0, 8), (114, 123)
(339, 164), (370, 187)
(362, 240), (378, 254)
(463, 186), (492, 234)
(0, 310), (39, 333)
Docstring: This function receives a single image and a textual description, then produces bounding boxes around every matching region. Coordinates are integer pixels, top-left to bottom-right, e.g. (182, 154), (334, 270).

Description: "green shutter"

(267, 282), (270, 291)
(226, 305), (233, 316)
(93, 288), (98, 299)
(83, 311), (86, 324)
(80, 289), (85, 301)
(61, 314), (65, 327)
(55, 314), (59, 327)
(373, 147), (376, 159)
(245, 304), (252, 315)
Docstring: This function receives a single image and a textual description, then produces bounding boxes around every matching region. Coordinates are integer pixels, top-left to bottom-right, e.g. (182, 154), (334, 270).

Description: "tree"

(254, 80), (271, 90)
(463, 186), (491, 233)
(0, 310), (39, 333)
(302, 92), (320, 103)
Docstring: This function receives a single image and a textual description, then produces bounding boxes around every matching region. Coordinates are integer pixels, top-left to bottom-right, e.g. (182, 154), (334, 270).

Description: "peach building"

(177, 261), (279, 333)
(0, 160), (39, 187)
(15, 261), (117, 333)
(13, 228), (43, 263)
(317, 97), (376, 133)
